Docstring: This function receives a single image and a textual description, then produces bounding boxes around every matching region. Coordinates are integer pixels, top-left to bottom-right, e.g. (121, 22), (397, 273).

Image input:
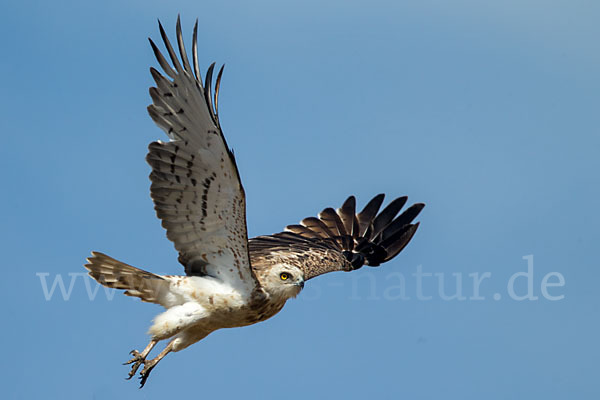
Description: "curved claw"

(123, 349), (146, 379)
(126, 359), (145, 380)
(139, 362), (157, 388)
(123, 350), (142, 365)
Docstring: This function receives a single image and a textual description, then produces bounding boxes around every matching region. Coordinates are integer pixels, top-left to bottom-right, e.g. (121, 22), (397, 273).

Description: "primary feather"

(250, 194), (424, 279)
(84, 16), (425, 387)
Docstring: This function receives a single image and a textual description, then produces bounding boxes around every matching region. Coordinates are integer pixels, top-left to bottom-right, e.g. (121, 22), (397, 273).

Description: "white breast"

(161, 275), (249, 311)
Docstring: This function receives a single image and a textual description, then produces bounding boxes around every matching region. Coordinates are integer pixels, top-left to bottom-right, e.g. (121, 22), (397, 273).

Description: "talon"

(122, 340), (159, 383)
(123, 350), (143, 365)
(139, 361), (157, 388)
(126, 359), (145, 380)
(124, 350), (146, 379)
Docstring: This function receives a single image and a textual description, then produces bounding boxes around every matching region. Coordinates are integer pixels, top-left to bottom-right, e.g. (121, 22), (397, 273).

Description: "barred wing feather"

(146, 17), (258, 293)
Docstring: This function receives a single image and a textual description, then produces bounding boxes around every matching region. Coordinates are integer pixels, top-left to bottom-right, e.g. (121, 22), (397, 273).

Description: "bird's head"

(256, 264), (305, 301)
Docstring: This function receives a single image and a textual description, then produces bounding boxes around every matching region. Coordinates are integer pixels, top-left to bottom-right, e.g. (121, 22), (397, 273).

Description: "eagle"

(85, 17), (424, 387)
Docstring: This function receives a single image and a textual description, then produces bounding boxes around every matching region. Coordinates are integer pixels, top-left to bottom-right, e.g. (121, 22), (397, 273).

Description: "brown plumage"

(84, 16), (425, 388)
(250, 194), (424, 280)
(85, 252), (171, 303)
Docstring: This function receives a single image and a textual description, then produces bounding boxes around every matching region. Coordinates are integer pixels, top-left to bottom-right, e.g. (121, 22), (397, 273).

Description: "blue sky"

(2, 0), (599, 398)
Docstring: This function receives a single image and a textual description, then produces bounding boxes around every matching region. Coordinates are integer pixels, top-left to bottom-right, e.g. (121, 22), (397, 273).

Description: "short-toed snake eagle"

(85, 17), (424, 387)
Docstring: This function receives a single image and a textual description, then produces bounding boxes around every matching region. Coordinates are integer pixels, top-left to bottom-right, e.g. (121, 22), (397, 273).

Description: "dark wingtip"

(176, 14), (182, 36)
(149, 66), (160, 78)
(157, 18), (166, 35)
(352, 196), (424, 266)
(342, 195), (356, 206)
(156, 19), (167, 44)
(204, 62), (218, 124)
(371, 196), (408, 240)
(382, 222), (421, 262)
(214, 63), (225, 122)
(191, 19), (203, 86)
(148, 37), (157, 50)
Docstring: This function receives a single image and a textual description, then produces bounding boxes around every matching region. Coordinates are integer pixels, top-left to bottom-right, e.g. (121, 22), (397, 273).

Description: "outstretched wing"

(146, 17), (258, 293)
(249, 194), (424, 280)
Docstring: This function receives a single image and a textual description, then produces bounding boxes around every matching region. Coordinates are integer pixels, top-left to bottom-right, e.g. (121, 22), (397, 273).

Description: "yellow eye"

(280, 272), (290, 281)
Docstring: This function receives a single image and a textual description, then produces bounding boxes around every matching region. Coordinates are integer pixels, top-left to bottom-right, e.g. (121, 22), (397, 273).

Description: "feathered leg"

(124, 339), (158, 379)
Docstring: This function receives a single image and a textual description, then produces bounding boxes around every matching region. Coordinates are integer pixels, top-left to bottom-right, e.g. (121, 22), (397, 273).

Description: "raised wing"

(249, 194), (424, 280)
(146, 17), (258, 293)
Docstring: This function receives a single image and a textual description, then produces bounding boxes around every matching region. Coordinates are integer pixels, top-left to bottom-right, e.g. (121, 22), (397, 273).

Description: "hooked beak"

(296, 281), (305, 289)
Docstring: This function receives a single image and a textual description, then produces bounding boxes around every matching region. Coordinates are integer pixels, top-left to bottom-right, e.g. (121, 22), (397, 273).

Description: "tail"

(285, 194), (424, 269)
(84, 252), (170, 304)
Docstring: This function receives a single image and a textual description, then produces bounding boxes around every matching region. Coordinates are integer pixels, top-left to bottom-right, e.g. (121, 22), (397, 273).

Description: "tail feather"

(84, 252), (169, 304)
(286, 194), (424, 268)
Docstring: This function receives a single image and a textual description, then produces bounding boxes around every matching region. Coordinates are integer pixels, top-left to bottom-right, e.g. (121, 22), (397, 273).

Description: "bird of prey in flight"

(85, 17), (424, 387)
